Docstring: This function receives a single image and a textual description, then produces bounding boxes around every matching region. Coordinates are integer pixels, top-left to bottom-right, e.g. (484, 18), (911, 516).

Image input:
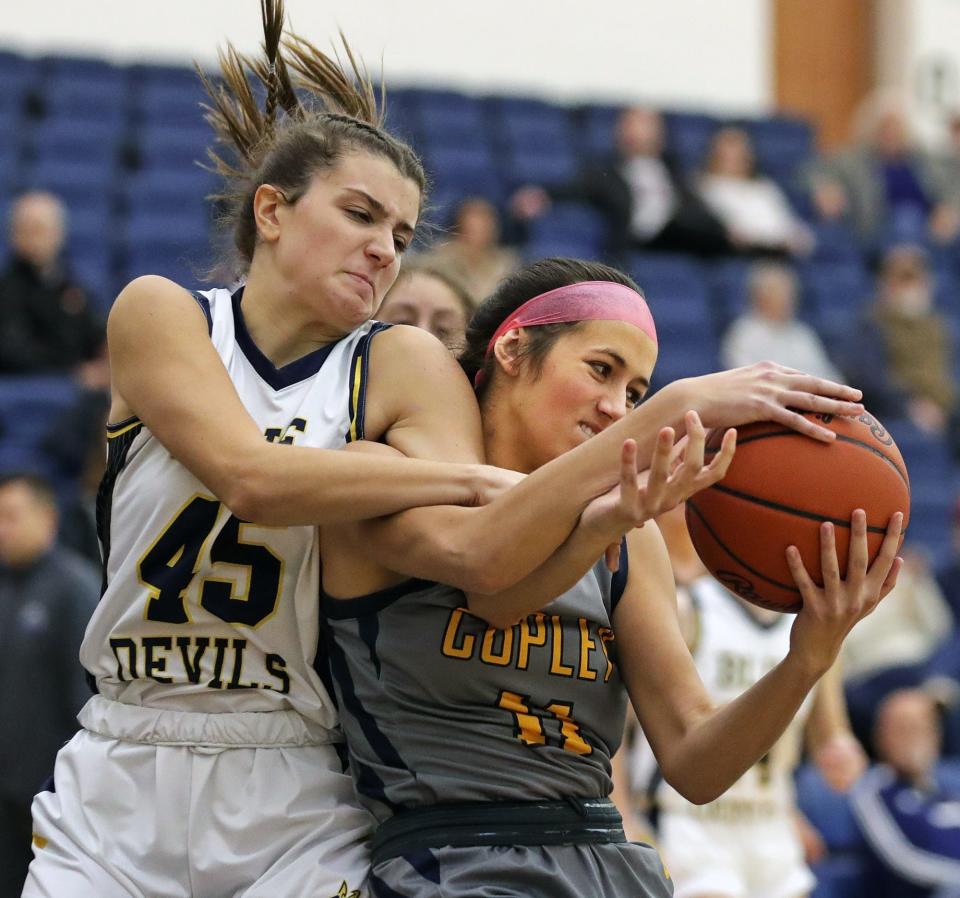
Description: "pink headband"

(475, 281), (657, 388)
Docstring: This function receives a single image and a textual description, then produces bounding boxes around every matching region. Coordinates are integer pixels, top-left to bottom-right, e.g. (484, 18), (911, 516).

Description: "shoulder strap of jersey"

(346, 321), (393, 442)
(190, 291), (214, 336)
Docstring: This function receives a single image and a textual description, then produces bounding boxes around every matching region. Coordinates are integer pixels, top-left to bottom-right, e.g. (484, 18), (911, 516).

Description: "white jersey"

(80, 286), (385, 729)
(656, 575), (811, 817)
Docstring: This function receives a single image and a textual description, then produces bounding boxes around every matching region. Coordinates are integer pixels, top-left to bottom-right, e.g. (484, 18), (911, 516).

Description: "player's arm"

(106, 276), (501, 526)
(340, 413), (733, 600)
(614, 512), (902, 805)
(804, 661), (867, 791)
(355, 358), (867, 592)
(464, 423), (734, 625)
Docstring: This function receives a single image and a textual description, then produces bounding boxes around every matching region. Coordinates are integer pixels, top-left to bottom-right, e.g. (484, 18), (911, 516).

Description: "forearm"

(666, 650), (824, 804)
(466, 522), (617, 626)
(229, 444), (478, 526)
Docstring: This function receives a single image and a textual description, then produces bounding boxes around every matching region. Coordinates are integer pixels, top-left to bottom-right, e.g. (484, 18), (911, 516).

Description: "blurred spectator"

(696, 126), (813, 258)
(511, 105), (732, 261)
(0, 191), (105, 375)
(850, 690), (960, 898)
(929, 111), (960, 210)
(842, 545), (954, 750)
(422, 197), (519, 303)
(377, 263), (473, 353)
(810, 93), (960, 251)
(0, 473), (99, 896)
(720, 262), (842, 380)
(840, 244), (956, 437)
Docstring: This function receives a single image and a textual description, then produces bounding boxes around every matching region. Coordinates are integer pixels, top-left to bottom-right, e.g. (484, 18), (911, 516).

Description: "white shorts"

(659, 808), (815, 898)
(23, 696), (373, 898)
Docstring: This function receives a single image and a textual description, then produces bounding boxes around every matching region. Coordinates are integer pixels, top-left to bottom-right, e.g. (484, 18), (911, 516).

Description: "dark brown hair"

(460, 257), (642, 397)
(200, 0), (426, 276)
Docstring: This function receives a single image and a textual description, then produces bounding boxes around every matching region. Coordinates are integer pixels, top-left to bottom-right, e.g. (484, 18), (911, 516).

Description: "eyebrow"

(596, 347), (650, 389)
(343, 187), (416, 238)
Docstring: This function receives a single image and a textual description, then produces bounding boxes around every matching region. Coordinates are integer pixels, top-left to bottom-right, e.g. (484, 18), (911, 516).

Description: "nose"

(597, 389), (628, 423)
(365, 226), (397, 268)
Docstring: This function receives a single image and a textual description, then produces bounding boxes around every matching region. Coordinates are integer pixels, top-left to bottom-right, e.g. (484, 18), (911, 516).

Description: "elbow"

(217, 459), (276, 524)
(661, 767), (724, 806)
(437, 535), (509, 596)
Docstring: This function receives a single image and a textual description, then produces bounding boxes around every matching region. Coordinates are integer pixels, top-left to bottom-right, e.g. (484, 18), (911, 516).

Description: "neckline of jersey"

(231, 286), (347, 390)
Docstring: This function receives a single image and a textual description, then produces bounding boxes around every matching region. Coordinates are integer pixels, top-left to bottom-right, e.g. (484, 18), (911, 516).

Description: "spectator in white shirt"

(698, 126), (813, 258)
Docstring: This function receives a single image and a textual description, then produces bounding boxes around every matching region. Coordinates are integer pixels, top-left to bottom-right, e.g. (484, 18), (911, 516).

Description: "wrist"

(656, 379), (699, 432)
(783, 645), (833, 688)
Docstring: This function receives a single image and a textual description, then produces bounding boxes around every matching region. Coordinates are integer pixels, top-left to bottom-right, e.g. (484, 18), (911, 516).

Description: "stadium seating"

(1, 45), (960, 570)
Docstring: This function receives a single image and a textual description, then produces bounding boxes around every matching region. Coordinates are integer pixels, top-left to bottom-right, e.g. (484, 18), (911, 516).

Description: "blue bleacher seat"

(664, 111), (719, 173)
(122, 247), (209, 292)
(0, 51), (39, 117)
(501, 145), (578, 189)
(809, 221), (863, 265)
(122, 168), (216, 218)
(41, 54), (125, 85)
(418, 101), (487, 148)
(134, 122), (215, 171)
(488, 97), (574, 153)
(28, 118), (125, 166)
(135, 80), (209, 129)
(37, 78), (128, 126)
(20, 158), (115, 208)
(708, 257), (753, 323)
(527, 203), (608, 256)
(0, 376), (79, 474)
(650, 321), (720, 390)
(521, 237), (604, 263)
(66, 250), (115, 313)
(630, 254), (713, 326)
(799, 260), (871, 329)
(748, 115), (814, 183)
(424, 145), (503, 206)
(578, 104), (622, 158)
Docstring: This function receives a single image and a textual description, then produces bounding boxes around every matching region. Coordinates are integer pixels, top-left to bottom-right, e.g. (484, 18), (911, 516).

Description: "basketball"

(685, 410), (910, 613)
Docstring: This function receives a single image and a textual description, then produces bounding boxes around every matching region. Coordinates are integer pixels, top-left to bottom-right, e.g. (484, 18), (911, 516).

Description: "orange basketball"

(685, 410), (910, 612)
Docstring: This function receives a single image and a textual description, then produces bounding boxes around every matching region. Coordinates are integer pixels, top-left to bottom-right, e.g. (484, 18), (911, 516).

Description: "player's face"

(378, 272), (469, 351)
(274, 152), (420, 334)
(513, 319), (657, 471)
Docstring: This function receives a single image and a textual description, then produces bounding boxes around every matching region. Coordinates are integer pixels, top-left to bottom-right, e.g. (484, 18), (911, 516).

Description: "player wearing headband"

(319, 258), (904, 898)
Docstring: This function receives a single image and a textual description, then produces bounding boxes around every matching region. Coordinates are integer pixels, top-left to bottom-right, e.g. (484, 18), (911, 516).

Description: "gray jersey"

(322, 557), (629, 821)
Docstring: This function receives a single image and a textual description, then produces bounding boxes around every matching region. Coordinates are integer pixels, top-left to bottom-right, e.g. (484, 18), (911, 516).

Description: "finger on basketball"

(846, 509), (869, 578)
(707, 428), (737, 478)
(819, 522), (841, 590)
(785, 545), (815, 594)
(878, 556), (904, 600)
(786, 375), (863, 403)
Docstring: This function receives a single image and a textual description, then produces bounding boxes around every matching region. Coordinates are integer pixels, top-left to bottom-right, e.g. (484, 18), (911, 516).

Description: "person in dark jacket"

(0, 473), (98, 896)
(511, 105), (732, 261)
(851, 689), (960, 898)
(0, 191), (105, 374)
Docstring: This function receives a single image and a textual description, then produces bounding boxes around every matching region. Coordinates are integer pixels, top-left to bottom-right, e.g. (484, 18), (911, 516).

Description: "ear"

(252, 184), (286, 243)
(491, 328), (526, 378)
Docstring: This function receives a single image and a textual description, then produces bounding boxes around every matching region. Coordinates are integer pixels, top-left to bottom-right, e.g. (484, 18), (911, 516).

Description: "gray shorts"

(370, 841), (674, 898)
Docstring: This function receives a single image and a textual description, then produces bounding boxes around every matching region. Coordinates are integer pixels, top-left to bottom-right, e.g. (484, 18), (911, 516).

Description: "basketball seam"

(704, 430), (910, 487)
(686, 499), (801, 596)
(709, 484), (892, 534)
